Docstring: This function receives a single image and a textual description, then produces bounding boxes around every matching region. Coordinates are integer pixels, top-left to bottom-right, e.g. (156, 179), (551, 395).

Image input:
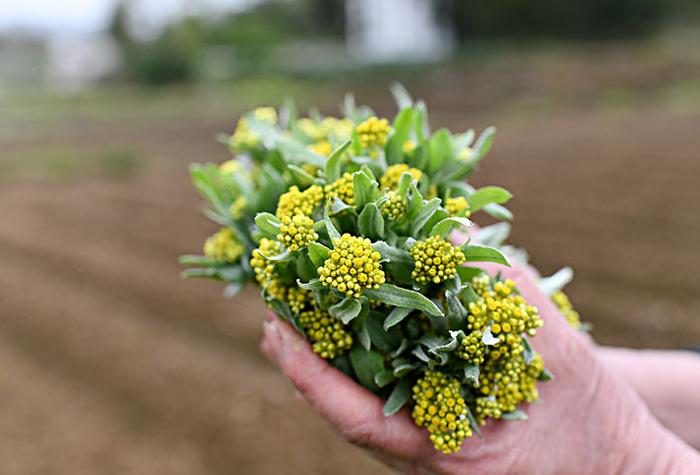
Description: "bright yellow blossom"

(410, 236), (465, 285)
(277, 214), (318, 252)
(412, 371), (472, 454)
(380, 191), (407, 220)
(445, 196), (470, 217)
(299, 307), (353, 359)
(356, 116), (391, 149)
(318, 234), (385, 298)
(380, 164), (422, 190)
(203, 228), (244, 263)
(276, 185), (324, 219)
(324, 173), (355, 206)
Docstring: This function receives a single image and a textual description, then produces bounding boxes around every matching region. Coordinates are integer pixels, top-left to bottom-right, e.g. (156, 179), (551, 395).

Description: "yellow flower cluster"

(410, 236), (465, 285)
(299, 307), (353, 359)
(251, 239), (311, 313)
(309, 140), (332, 156)
(457, 330), (486, 364)
(231, 107), (277, 149)
(324, 173), (355, 206)
(445, 196), (470, 217)
(229, 196), (247, 219)
(380, 191), (407, 220)
(380, 164), (423, 190)
(250, 238), (281, 284)
(298, 117), (353, 143)
(460, 275), (546, 424)
(219, 159), (245, 175)
(356, 116), (391, 149)
(412, 371), (472, 454)
(466, 276), (543, 360)
(203, 228), (245, 263)
(552, 291), (582, 330)
(318, 234), (385, 298)
(285, 286), (312, 315)
(277, 214), (318, 252)
(474, 353), (543, 425)
(402, 140), (416, 154)
(276, 185), (324, 219)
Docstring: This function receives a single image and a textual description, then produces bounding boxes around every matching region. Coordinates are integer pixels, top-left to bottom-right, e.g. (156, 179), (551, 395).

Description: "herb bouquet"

(181, 87), (577, 454)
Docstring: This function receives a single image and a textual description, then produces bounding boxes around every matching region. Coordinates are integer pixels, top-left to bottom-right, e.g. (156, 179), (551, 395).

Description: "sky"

(0, 0), (258, 34)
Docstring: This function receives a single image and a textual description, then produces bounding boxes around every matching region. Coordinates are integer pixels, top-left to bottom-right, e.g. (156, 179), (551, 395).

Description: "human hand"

(260, 262), (700, 474)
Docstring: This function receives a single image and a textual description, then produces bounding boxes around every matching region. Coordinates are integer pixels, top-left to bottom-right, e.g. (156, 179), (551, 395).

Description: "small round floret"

(203, 228), (244, 263)
(356, 116), (390, 149)
(410, 236), (465, 285)
(277, 214), (318, 252)
(318, 234), (385, 298)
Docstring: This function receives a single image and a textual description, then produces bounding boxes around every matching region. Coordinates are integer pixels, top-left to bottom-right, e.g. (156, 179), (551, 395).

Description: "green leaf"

(429, 217), (474, 238)
(180, 268), (218, 279)
(383, 307), (412, 330)
(464, 363), (480, 386)
(457, 266), (485, 282)
(364, 284), (443, 317)
(539, 267), (574, 296)
(397, 171), (414, 196)
(431, 330), (464, 353)
(386, 107), (414, 164)
(353, 171), (377, 210)
(329, 298), (362, 324)
(482, 203), (513, 221)
(501, 410), (528, 421)
(383, 378), (413, 416)
(390, 82), (413, 109)
(267, 298), (292, 320)
(329, 197), (354, 215)
(323, 200), (341, 240)
(357, 203), (385, 239)
(452, 129), (475, 153)
(297, 278), (325, 291)
(374, 371), (396, 388)
(178, 255), (218, 267)
(468, 186), (512, 212)
(308, 242), (331, 267)
(445, 291), (467, 326)
(428, 129), (452, 175)
(410, 197), (441, 235)
(255, 212), (281, 237)
(473, 223), (511, 247)
(445, 127), (496, 181)
(393, 363), (416, 378)
(364, 312), (402, 352)
(538, 368), (555, 381)
(372, 241), (412, 265)
(288, 164), (317, 183)
(463, 245), (511, 266)
(325, 140), (351, 182)
(349, 346), (385, 392)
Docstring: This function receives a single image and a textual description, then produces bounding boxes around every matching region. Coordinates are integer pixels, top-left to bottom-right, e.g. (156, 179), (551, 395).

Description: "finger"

(261, 317), (434, 459)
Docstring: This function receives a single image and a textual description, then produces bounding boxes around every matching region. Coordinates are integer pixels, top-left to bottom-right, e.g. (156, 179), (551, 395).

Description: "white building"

(345, 0), (454, 64)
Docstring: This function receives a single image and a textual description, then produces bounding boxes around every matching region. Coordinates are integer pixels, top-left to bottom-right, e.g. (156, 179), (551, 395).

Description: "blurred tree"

(441, 0), (674, 40)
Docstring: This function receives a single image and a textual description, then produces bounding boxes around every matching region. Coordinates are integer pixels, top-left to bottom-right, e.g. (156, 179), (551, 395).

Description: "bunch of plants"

(181, 86), (582, 454)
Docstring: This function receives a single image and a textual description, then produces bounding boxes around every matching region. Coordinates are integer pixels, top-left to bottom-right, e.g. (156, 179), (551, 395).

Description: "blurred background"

(2, 0), (700, 473)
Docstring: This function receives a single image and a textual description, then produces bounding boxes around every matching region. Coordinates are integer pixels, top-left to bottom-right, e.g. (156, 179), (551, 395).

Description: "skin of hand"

(598, 346), (700, 451)
(259, 262), (700, 475)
